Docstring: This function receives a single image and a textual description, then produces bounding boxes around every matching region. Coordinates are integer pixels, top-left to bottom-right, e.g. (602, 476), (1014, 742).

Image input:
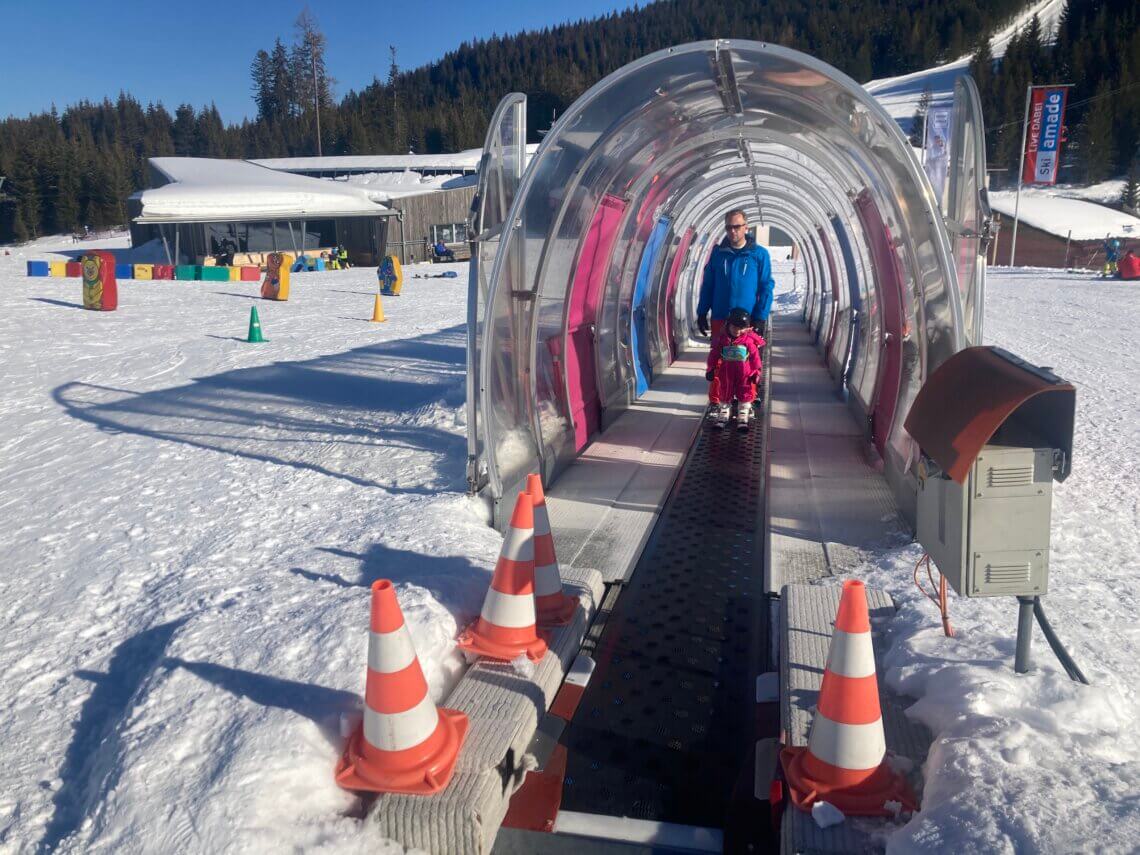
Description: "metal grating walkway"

(557, 388), (772, 834)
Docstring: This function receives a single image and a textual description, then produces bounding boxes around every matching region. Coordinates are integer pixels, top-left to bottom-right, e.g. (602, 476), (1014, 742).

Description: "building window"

(431, 222), (468, 244)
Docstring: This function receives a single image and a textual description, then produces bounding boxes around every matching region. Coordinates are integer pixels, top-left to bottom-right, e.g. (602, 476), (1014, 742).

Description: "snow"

(133, 158), (391, 223)
(774, 267), (1140, 852)
(3, 233), (1140, 853)
(988, 192), (1140, 240)
(812, 800), (845, 828)
(867, 0), (1068, 123)
(0, 248), (495, 852)
(251, 145), (539, 176)
(341, 170), (478, 203)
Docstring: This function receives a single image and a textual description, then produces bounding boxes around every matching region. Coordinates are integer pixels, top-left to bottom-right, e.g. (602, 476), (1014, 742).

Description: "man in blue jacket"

(697, 209), (775, 342)
(697, 210), (775, 407)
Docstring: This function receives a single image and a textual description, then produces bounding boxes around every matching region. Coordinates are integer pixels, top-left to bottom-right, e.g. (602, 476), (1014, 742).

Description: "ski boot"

(736, 401), (752, 431)
(710, 402), (731, 429)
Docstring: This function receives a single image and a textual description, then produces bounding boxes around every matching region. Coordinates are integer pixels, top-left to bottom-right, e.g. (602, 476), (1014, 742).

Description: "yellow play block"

(134, 264), (154, 280)
(49, 261), (67, 277)
(228, 266), (241, 281)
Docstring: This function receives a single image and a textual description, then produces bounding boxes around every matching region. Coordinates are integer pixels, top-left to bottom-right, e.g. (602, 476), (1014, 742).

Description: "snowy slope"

(0, 254), (497, 852)
(3, 241), (1139, 852)
(867, 0), (1068, 123)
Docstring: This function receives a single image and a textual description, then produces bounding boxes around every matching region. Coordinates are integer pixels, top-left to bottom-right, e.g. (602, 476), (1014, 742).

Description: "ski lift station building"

(362, 40), (1084, 855)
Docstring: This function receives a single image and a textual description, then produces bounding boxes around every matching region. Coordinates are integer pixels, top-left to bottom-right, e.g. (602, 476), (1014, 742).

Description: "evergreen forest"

(1, 0), (1138, 242)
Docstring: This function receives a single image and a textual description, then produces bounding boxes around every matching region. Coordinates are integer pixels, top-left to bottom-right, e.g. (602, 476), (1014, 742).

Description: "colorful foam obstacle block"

(65, 262), (82, 278)
(227, 266), (241, 282)
(134, 264), (153, 280)
(239, 266), (260, 281)
(27, 261), (50, 277)
(313, 257), (326, 272)
(260, 253), (291, 301)
(377, 255), (403, 296)
(175, 265), (197, 281)
(49, 261), (68, 277)
(115, 264), (134, 280)
(200, 266), (230, 282)
(82, 251), (118, 311)
(152, 264), (174, 280)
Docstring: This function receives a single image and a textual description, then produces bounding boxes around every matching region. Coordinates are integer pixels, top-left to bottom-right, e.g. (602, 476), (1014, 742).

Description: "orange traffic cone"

(457, 492), (549, 662)
(526, 473), (577, 626)
(780, 579), (917, 816)
(336, 579), (468, 794)
(370, 293), (386, 322)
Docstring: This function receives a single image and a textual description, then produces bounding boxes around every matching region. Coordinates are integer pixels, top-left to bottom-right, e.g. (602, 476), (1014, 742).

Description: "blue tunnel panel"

(631, 216), (671, 397)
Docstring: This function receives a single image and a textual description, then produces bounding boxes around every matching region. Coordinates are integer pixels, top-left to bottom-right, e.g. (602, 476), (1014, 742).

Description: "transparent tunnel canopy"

(468, 41), (983, 525)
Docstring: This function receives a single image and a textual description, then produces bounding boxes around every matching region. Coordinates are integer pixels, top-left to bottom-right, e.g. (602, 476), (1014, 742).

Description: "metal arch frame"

(475, 40), (965, 522)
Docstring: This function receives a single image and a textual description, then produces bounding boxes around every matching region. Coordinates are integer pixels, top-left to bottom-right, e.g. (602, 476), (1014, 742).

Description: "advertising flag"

(1022, 86), (1069, 185)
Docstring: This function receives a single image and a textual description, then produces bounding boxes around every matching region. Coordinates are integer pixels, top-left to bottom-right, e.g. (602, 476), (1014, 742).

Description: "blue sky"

(0, 0), (641, 122)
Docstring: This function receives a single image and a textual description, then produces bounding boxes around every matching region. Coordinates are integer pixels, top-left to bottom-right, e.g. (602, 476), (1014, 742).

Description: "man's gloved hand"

(705, 370), (715, 382)
(751, 314), (764, 331)
(697, 313), (710, 336)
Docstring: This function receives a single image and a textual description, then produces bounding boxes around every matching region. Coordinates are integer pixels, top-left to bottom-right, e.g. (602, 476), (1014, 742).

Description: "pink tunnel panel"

(567, 194), (626, 451)
(854, 190), (906, 458)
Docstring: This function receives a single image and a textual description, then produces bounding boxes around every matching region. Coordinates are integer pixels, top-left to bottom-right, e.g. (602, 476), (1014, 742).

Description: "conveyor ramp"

(495, 347), (777, 853)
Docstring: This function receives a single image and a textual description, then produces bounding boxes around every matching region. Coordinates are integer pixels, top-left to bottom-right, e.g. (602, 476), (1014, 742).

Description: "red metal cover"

(904, 346), (1075, 484)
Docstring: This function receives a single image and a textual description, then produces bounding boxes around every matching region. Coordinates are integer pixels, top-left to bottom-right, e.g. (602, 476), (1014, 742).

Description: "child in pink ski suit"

(705, 307), (764, 427)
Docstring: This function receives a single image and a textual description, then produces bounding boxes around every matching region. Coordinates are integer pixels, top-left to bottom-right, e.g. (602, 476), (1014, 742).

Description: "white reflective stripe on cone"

(363, 693), (439, 752)
(368, 626), (418, 674)
(481, 590), (536, 628)
(825, 629), (877, 679)
(807, 712), (886, 771)
(534, 562), (562, 597)
(532, 506), (553, 537)
(500, 525), (534, 562)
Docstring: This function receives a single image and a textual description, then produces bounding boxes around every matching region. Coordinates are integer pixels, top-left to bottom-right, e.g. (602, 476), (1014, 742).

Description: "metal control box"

(918, 443), (1054, 597)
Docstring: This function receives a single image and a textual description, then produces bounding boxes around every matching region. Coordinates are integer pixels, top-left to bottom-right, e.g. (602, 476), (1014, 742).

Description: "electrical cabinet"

(918, 443), (1054, 597)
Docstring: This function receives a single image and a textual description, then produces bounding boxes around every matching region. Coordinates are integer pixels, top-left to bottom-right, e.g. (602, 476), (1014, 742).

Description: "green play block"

(199, 266), (230, 282)
(175, 265), (198, 281)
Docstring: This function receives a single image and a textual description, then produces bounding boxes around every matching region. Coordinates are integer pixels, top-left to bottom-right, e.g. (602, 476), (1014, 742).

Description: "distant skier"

(1103, 235), (1122, 278)
(705, 307), (765, 430)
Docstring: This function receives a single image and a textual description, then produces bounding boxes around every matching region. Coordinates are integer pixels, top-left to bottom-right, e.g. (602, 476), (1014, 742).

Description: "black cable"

(1033, 597), (1090, 685)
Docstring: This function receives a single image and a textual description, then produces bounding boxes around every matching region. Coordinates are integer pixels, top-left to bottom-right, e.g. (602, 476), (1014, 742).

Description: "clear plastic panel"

(946, 75), (991, 346)
(468, 93), (525, 493)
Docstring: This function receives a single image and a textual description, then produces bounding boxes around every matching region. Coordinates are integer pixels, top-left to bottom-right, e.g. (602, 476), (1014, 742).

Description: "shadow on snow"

(52, 324), (468, 494)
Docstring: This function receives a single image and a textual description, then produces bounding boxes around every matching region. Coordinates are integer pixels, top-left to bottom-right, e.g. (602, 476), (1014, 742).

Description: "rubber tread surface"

(559, 395), (770, 828)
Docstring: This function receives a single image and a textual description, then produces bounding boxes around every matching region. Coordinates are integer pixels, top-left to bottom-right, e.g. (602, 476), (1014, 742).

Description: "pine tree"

(1121, 162), (1139, 212)
(251, 49), (274, 121)
(171, 104), (197, 155)
(1083, 80), (1117, 183)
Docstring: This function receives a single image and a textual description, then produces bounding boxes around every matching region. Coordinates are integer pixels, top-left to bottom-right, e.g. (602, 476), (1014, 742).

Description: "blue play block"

(27, 260), (50, 277)
(313, 258), (325, 271)
(115, 264), (134, 280)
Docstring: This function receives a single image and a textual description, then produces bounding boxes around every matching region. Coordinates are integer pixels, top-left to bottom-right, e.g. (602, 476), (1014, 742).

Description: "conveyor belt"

(557, 386), (773, 836)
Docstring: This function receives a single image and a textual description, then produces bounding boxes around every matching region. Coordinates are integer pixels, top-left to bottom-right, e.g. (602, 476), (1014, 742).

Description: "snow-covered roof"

(336, 170), (477, 203)
(131, 158), (394, 224)
(251, 145), (540, 175)
(988, 191), (1140, 242)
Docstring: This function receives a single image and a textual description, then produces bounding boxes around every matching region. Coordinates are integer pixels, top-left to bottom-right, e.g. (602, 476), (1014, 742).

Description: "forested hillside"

(1, 0), (1136, 242)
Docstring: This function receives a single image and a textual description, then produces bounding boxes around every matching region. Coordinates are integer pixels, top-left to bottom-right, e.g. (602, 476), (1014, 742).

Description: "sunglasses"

(726, 224), (747, 231)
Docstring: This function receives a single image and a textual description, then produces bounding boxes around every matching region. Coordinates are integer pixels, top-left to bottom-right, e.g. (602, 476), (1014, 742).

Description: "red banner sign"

(1022, 86), (1069, 185)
